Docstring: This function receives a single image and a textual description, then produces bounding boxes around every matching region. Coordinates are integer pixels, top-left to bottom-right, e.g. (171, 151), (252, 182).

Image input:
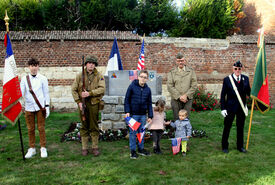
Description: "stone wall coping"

(0, 30), (140, 41)
(1, 31), (275, 44)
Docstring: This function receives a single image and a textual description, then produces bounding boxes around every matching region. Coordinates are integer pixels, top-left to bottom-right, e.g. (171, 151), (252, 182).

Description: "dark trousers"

(171, 99), (192, 121)
(222, 111), (246, 150)
(151, 130), (163, 149)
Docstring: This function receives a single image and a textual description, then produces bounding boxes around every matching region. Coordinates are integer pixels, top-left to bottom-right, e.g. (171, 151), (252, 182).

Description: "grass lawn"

(0, 109), (274, 185)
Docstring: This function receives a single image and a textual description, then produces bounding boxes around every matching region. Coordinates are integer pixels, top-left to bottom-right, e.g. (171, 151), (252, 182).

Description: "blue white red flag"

(124, 116), (141, 131)
(136, 123), (149, 143)
(171, 138), (182, 155)
(105, 37), (123, 76)
(129, 70), (138, 81)
(1, 33), (22, 125)
(137, 39), (145, 70)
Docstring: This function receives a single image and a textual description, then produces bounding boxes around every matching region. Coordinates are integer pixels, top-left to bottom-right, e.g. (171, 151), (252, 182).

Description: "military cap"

(85, 55), (98, 66)
(233, 61), (242, 68)
(176, 52), (184, 59)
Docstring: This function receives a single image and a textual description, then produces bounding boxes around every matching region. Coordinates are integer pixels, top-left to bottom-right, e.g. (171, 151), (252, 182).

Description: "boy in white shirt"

(20, 58), (50, 158)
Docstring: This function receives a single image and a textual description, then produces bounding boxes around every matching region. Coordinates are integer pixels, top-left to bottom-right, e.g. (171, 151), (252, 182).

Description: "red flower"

(201, 104), (204, 107)
(210, 108), (213, 111)
(203, 108), (207, 110)
(197, 93), (200, 96)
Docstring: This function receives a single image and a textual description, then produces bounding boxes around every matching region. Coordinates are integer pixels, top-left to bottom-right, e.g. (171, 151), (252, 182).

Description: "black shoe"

(137, 149), (150, 156)
(153, 147), (158, 154)
(156, 147), (162, 154)
(222, 149), (229, 153)
(130, 150), (138, 159)
(238, 148), (247, 153)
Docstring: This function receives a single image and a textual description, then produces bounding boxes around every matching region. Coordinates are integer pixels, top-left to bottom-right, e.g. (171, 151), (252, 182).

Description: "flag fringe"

(250, 95), (270, 114)
(2, 110), (22, 126)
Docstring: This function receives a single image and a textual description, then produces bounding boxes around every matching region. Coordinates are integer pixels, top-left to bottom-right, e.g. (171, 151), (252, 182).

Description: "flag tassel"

(246, 99), (255, 150)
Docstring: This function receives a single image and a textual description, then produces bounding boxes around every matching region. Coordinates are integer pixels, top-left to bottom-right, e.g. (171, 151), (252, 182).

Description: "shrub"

(192, 85), (219, 112)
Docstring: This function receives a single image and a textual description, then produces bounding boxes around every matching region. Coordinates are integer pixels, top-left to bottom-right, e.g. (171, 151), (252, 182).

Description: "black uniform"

(220, 73), (251, 150)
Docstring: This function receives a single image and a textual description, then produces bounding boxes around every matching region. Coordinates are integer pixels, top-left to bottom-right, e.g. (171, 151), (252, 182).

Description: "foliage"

(0, 110), (275, 184)
(0, 0), (177, 35)
(192, 85), (219, 112)
(136, 0), (179, 36)
(168, 0), (241, 39)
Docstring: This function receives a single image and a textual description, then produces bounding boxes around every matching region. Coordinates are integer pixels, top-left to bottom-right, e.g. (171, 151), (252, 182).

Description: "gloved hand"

(221, 110), (228, 117)
(46, 107), (50, 118)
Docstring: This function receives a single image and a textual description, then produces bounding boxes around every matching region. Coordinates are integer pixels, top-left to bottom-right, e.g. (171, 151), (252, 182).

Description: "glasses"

(139, 75), (148, 79)
(234, 67), (242, 71)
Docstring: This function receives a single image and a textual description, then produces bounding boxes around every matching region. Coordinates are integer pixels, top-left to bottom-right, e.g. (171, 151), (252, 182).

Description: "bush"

(192, 85), (219, 112)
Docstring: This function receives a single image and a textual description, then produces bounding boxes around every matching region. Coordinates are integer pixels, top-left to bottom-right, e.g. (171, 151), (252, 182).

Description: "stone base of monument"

(99, 95), (165, 130)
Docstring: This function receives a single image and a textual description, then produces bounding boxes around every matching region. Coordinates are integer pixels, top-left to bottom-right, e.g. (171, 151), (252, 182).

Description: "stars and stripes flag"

(137, 38), (145, 70)
(105, 37), (123, 76)
(171, 138), (182, 155)
(124, 116), (141, 131)
(129, 70), (138, 81)
(1, 33), (22, 125)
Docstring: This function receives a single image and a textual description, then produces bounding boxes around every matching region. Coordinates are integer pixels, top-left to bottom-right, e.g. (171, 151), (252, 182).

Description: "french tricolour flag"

(137, 38), (145, 70)
(136, 123), (149, 143)
(124, 117), (141, 131)
(1, 33), (22, 125)
(171, 138), (182, 155)
(105, 37), (123, 76)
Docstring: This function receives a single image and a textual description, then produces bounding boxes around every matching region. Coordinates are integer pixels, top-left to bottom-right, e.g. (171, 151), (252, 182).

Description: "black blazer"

(220, 74), (251, 113)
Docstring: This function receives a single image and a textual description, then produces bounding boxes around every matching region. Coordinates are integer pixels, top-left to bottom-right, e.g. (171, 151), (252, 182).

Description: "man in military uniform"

(72, 55), (105, 156)
(167, 52), (198, 120)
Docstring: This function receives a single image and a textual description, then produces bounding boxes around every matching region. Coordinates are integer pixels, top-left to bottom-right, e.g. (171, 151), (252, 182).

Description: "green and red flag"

(251, 29), (270, 113)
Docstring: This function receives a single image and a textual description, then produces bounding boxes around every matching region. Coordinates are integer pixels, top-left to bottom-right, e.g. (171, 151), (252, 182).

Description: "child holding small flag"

(124, 70), (153, 159)
(166, 109), (192, 156)
(148, 99), (170, 154)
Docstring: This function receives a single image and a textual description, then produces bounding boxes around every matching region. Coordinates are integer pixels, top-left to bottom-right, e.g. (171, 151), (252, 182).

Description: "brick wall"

(0, 31), (274, 110)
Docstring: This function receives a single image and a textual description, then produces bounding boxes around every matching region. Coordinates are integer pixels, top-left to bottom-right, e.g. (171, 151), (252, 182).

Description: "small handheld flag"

(136, 123), (149, 143)
(124, 117), (141, 131)
(171, 138), (182, 155)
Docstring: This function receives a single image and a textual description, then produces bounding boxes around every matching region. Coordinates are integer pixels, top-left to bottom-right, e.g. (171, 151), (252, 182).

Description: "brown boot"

(81, 136), (89, 156)
(82, 149), (88, 156)
(91, 148), (100, 157)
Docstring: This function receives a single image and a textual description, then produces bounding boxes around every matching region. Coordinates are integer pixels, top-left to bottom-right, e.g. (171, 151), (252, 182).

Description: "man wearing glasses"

(124, 70), (153, 159)
(167, 52), (198, 120)
(220, 61), (251, 154)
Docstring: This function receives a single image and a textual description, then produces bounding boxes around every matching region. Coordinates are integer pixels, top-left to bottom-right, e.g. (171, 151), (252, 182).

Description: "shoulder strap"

(26, 75), (43, 110)
(228, 75), (248, 116)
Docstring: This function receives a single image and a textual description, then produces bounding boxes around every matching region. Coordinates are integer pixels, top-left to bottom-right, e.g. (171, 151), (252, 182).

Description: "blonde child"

(166, 109), (192, 156)
(148, 99), (170, 154)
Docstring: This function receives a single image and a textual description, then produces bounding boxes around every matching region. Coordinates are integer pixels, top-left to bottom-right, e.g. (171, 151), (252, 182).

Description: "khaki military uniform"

(71, 68), (105, 150)
(167, 66), (197, 120)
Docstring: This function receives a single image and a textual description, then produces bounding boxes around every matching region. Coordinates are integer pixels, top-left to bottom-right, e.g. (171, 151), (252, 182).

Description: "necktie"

(237, 76), (240, 83)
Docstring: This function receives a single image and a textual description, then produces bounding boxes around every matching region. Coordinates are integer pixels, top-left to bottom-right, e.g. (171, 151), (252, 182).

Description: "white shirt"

(20, 73), (50, 112)
(233, 73), (241, 82)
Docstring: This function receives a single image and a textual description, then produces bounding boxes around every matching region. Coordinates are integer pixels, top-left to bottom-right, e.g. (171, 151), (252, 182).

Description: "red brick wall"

(0, 31), (274, 106)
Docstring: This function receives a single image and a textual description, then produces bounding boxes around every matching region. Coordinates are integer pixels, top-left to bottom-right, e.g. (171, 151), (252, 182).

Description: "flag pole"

(246, 99), (255, 150)
(4, 10), (25, 160)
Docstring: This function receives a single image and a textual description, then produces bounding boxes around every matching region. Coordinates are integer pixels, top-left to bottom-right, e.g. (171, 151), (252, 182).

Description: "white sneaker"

(40, 147), (48, 158)
(25, 148), (36, 159)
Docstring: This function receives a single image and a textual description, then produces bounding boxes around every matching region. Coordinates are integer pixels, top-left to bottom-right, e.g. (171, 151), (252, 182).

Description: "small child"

(166, 109), (192, 156)
(148, 99), (170, 154)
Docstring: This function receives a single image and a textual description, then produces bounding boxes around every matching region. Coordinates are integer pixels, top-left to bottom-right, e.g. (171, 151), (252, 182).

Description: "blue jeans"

(129, 115), (146, 151)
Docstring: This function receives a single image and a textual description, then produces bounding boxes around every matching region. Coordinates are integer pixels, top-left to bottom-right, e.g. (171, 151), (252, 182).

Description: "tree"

(136, 0), (179, 36)
(168, 0), (241, 39)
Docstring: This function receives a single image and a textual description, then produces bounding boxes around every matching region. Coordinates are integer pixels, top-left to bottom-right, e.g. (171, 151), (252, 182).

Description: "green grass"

(0, 110), (275, 185)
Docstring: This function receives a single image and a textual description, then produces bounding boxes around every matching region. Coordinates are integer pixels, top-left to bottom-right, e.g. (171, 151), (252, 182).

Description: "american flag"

(171, 138), (182, 155)
(137, 39), (145, 70)
(129, 70), (138, 81)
